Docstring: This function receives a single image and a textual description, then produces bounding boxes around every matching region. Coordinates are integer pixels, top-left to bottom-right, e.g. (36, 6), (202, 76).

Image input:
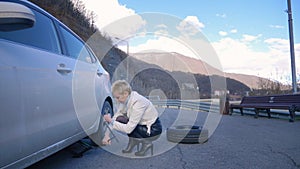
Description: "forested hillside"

(29, 0), (97, 41)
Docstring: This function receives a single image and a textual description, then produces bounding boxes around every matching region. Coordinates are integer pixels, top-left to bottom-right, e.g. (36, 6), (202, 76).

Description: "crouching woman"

(103, 80), (162, 156)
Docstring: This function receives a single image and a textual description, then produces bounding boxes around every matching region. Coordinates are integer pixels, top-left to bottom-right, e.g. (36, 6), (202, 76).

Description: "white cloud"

(269, 25), (284, 29)
(82, 0), (145, 38)
(264, 38), (289, 48)
(155, 24), (168, 29)
(219, 31), (228, 36)
(154, 24), (169, 36)
(212, 37), (260, 72)
(212, 36), (300, 82)
(129, 36), (197, 59)
(242, 34), (262, 42)
(184, 16), (205, 30)
(177, 16), (205, 36)
(102, 14), (146, 39)
(230, 29), (238, 33)
(82, 0), (135, 28)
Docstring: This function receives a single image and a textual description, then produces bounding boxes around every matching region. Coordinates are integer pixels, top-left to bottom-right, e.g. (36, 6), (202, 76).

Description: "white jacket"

(112, 91), (158, 134)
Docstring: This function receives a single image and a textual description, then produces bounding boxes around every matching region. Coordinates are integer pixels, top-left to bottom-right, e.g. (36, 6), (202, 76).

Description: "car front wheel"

(89, 100), (113, 146)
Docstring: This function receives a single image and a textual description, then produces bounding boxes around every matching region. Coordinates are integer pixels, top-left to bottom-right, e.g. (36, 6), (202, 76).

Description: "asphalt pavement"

(28, 108), (300, 169)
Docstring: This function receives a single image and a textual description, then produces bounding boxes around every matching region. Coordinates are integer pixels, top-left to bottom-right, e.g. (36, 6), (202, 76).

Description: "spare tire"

(167, 125), (208, 144)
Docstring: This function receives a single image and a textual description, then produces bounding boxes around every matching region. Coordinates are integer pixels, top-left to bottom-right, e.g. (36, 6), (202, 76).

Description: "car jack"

(70, 140), (94, 158)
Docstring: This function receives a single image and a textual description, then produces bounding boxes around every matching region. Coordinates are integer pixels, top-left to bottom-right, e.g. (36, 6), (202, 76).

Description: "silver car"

(0, 0), (113, 168)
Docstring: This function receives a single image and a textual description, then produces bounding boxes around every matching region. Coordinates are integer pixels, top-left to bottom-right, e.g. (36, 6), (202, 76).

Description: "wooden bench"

(229, 94), (300, 122)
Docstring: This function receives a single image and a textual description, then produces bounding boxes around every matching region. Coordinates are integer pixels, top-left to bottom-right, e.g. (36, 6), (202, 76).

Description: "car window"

(86, 46), (98, 63)
(0, 8), (61, 53)
(59, 26), (95, 64)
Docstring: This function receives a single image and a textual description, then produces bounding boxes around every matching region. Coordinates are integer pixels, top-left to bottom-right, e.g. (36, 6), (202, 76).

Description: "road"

(27, 108), (300, 169)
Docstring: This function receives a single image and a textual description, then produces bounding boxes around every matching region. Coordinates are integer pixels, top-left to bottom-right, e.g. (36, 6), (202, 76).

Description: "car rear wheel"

(89, 100), (113, 146)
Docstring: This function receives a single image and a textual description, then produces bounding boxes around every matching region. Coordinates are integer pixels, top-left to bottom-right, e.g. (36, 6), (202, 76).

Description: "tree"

(251, 77), (286, 95)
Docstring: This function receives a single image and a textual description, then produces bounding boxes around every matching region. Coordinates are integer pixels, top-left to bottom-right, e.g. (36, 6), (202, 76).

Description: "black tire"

(89, 101), (113, 146)
(166, 125), (208, 144)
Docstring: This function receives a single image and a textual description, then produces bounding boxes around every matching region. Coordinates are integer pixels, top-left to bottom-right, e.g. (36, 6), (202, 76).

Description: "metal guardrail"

(150, 98), (298, 120)
(150, 99), (220, 113)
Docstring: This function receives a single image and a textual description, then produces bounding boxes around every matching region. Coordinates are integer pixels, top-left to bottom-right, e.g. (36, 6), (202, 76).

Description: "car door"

(58, 25), (106, 134)
(0, 6), (81, 168)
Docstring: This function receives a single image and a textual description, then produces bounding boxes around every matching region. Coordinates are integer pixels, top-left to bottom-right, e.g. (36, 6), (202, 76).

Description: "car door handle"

(57, 64), (72, 74)
(97, 69), (103, 76)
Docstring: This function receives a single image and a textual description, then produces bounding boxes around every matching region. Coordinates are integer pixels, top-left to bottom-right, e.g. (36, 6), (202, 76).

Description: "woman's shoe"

(122, 137), (139, 153)
(134, 141), (153, 156)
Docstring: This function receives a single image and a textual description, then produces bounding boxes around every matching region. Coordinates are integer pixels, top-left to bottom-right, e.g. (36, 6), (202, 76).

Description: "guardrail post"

(220, 94), (229, 115)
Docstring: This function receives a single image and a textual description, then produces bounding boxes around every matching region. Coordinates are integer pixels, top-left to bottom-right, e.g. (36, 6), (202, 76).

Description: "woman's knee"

(116, 115), (129, 124)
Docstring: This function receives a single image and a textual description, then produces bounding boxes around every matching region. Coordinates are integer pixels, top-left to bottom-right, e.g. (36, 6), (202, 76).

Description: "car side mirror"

(0, 2), (35, 31)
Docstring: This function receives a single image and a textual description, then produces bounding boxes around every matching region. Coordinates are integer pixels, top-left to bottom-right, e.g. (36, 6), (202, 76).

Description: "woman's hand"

(103, 114), (112, 123)
(101, 131), (111, 145)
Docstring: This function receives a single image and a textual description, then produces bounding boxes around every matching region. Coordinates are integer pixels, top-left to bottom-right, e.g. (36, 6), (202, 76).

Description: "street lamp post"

(286, 0), (297, 93)
(126, 41), (129, 81)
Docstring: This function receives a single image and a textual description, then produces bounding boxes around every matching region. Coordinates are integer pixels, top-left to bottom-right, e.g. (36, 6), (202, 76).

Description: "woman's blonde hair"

(111, 80), (132, 95)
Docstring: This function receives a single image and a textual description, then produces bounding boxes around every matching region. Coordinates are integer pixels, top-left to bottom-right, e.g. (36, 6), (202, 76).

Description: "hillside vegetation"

(29, 0), (97, 41)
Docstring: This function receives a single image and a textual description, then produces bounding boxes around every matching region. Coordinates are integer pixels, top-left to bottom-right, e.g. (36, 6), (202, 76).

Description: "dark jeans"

(116, 116), (162, 141)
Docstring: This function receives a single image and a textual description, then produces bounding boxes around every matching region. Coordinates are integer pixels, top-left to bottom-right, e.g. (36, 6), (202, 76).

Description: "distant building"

(214, 90), (229, 96)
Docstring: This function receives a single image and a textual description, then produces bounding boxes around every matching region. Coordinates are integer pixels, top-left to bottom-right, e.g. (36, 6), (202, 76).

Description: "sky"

(81, 0), (300, 84)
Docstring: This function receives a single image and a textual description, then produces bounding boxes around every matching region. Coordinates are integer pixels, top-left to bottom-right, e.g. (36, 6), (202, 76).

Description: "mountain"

(131, 52), (271, 89)
(131, 52), (222, 76)
(102, 53), (250, 99)
(225, 73), (265, 90)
